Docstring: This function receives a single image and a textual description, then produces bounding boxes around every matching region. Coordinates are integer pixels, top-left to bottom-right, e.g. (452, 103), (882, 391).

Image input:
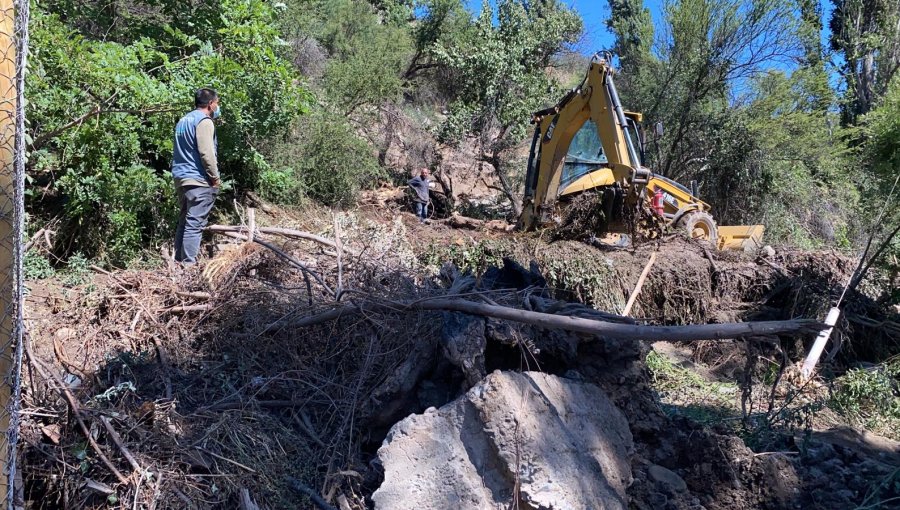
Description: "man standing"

(172, 88), (221, 265)
(408, 167), (433, 224)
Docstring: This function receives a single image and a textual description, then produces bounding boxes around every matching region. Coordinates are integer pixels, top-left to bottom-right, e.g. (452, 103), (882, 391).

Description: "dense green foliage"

(865, 76), (900, 178)
(830, 357), (900, 436)
(28, 0), (308, 264)
(432, 0), (582, 215)
(24, 0), (900, 276)
(261, 111), (385, 206)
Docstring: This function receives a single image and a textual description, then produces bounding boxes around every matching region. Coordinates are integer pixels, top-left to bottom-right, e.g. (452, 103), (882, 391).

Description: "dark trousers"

(174, 185), (217, 263)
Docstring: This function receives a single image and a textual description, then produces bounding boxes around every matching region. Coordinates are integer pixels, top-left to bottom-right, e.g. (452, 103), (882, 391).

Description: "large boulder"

(373, 371), (634, 510)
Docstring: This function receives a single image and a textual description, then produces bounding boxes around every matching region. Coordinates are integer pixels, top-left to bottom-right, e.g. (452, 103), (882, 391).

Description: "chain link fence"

(0, 0), (28, 507)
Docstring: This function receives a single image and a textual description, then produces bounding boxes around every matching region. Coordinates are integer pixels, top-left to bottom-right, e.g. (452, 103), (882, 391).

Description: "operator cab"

(557, 112), (647, 196)
(560, 121), (608, 189)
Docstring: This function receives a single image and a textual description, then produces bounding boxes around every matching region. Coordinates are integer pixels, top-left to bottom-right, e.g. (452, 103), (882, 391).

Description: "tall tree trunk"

(484, 153), (522, 218)
(378, 105), (396, 167)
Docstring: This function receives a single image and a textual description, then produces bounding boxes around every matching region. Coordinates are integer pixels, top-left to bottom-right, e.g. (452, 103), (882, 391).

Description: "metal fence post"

(0, 0), (26, 506)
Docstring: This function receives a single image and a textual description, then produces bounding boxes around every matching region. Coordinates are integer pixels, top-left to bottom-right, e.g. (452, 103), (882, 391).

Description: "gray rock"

(440, 312), (487, 386)
(648, 464), (687, 494)
(373, 371), (634, 510)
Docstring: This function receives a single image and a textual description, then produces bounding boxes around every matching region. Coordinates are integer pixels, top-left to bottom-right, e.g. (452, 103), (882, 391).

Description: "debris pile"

(18, 213), (900, 509)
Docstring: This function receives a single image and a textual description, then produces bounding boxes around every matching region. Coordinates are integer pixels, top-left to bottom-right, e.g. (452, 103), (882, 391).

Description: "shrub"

(24, 253), (56, 281)
(55, 164), (175, 265)
(61, 252), (91, 287)
(258, 167), (305, 205)
(830, 359), (900, 435)
(265, 111), (385, 207)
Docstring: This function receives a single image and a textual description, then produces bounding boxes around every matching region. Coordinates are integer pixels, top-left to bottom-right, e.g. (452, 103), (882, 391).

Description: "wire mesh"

(0, 0), (28, 507)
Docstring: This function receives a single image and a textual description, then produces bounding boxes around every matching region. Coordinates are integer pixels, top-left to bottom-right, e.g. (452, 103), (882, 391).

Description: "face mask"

(212, 106), (221, 119)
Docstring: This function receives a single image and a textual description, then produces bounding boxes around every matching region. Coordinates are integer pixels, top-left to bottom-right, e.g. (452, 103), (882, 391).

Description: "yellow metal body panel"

(527, 61), (635, 220)
(559, 167), (616, 196)
(717, 225), (765, 251)
(646, 176), (710, 215)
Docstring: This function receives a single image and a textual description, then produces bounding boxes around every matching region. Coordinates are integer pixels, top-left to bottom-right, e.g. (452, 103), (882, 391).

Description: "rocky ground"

(17, 206), (900, 509)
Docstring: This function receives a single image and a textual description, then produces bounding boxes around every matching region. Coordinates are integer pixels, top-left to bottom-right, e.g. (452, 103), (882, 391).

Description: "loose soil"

(18, 207), (900, 509)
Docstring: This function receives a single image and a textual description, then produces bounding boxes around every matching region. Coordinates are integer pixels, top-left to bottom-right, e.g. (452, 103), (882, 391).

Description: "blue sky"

(464, 0), (834, 57)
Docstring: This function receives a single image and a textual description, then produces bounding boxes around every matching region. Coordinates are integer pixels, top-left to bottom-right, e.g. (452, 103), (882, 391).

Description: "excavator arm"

(520, 57), (649, 229)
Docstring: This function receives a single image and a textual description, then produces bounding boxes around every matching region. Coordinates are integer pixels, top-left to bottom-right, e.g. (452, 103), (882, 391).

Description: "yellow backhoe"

(518, 55), (763, 251)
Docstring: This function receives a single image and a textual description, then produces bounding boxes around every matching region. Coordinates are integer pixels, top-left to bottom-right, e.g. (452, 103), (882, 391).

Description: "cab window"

(561, 121), (607, 188)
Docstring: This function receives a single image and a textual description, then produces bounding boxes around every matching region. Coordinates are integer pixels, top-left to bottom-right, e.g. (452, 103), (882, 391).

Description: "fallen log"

(443, 213), (514, 232)
(244, 191), (275, 214)
(282, 297), (827, 342)
(24, 227), (55, 253)
(207, 224), (359, 257)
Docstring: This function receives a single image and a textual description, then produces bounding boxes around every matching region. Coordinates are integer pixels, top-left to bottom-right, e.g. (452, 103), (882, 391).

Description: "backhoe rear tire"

(677, 211), (718, 247)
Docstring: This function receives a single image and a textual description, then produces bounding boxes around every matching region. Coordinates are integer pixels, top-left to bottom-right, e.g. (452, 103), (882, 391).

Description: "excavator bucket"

(717, 225), (765, 251)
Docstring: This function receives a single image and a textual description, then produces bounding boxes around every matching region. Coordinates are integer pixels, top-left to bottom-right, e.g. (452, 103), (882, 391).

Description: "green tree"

(28, 0), (309, 264)
(281, 0), (412, 114)
(269, 0), (410, 208)
(796, 0), (833, 111)
(405, 0), (472, 80)
(742, 71), (857, 246)
(433, 0), (582, 215)
(830, 0), (900, 123)
(606, 0), (654, 73)
(649, 0), (800, 180)
(861, 76), (900, 267)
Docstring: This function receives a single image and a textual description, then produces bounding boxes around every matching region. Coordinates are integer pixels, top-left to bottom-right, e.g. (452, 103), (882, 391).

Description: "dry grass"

(21, 214), (441, 509)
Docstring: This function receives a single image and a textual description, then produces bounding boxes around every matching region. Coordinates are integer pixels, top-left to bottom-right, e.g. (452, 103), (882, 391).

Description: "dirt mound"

(418, 224), (896, 364)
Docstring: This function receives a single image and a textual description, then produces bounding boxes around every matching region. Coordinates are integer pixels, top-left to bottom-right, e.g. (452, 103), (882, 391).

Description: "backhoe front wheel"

(677, 211), (718, 247)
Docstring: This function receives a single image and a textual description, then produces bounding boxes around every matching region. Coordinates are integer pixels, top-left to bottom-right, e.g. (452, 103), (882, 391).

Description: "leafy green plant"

(258, 167), (305, 205)
(830, 359), (900, 436)
(265, 111), (385, 207)
(60, 252), (90, 287)
(422, 240), (509, 275)
(646, 350), (739, 425)
(24, 252), (56, 280)
(647, 350), (712, 390)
